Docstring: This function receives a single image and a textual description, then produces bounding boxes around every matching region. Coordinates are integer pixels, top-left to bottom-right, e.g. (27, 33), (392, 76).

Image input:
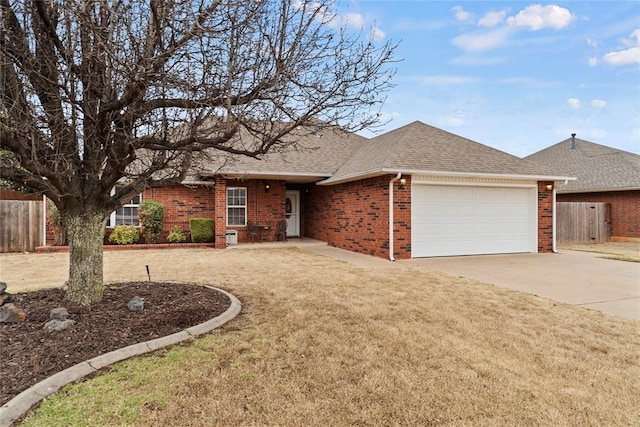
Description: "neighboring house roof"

(525, 137), (640, 193)
(193, 120), (571, 185)
(322, 121), (568, 184)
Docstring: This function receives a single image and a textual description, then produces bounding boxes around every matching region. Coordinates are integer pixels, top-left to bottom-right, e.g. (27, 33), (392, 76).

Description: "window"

(108, 191), (141, 227)
(227, 187), (247, 226)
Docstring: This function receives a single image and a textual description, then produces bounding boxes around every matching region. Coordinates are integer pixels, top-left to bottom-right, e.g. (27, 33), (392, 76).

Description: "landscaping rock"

(43, 318), (76, 332)
(50, 307), (69, 321)
(0, 293), (13, 306)
(0, 303), (26, 323)
(127, 296), (144, 312)
(0, 281), (7, 294)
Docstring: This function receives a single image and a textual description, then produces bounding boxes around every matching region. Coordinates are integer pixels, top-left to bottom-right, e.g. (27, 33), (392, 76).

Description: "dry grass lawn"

(560, 241), (640, 263)
(2, 247), (639, 426)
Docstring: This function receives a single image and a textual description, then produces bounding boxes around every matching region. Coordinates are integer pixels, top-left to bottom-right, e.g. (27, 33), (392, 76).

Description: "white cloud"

(370, 26), (386, 42)
(406, 75), (480, 85)
(341, 13), (365, 29)
(588, 57), (598, 67)
(603, 47), (640, 65)
(436, 110), (467, 128)
(507, 4), (575, 31)
(378, 111), (401, 123)
(600, 29), (640, 66)
(622, 28), (640, 47)
(591, 99), (607, 109)
(323, 10), (386, 42)
(451, 55), (506, 66)
(451, 26), (513, 52)
(452, 6), (473, 24)
(586, 37), (598, 48)
(567, 98), (581, 109)
(479, 10), (507, 28)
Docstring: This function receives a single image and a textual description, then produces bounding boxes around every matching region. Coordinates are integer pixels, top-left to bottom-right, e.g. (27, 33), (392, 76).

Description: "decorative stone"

(0, 303), (26, 323)
(127, 296), (144, 312)
(50, 307), (69, 321)
(43, 318), (76, 332)
(0, 293), (13, 306)
(0, 281), (7, 294)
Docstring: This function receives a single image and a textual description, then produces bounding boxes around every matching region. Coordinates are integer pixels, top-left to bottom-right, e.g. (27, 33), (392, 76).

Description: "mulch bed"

(0, 282), (231, 406)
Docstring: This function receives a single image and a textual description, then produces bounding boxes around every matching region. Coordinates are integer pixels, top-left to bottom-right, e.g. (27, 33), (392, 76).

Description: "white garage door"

(412, 185), (536, 257)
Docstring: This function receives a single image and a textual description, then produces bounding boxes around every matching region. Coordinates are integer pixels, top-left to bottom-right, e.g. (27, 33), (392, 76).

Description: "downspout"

(552, 180), (569, 253)
(388, 173), (402, 261)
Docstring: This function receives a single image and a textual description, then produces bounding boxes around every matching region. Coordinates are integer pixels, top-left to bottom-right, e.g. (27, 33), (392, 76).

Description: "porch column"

(214, 177), (227, 249)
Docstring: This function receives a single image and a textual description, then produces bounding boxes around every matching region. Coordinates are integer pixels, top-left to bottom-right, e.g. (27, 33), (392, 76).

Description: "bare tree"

(0, 0), (396, 305)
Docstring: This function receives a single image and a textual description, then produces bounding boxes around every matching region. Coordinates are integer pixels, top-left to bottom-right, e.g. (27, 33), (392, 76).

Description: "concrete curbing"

(0, 286), (241, 427)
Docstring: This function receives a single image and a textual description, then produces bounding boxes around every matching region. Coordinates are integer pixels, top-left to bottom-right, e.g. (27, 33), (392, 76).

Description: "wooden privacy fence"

(557, 202), (611, 244)
(0, 200), (44, 252)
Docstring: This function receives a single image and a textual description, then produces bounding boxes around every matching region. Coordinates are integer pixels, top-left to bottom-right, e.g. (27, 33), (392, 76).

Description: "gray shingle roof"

(194, 120), (571, 184)
(200, 126), (366, 182)
(525, 138), (640, 193)
(322, 121), (566, 184)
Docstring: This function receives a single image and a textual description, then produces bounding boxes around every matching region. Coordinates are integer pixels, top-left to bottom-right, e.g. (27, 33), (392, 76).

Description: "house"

(526, 135), (640, 241)
(94, 121), (573, 259)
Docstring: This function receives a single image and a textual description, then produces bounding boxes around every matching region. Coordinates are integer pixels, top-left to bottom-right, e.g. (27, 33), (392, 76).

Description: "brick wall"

(143, 185), (215, 243)
(538, 182), (554, 252)
(221, 179), (286, 245)
(557, 190), (640, 238)
(304, 175), (411, 260)
(49, 180), (288, 248)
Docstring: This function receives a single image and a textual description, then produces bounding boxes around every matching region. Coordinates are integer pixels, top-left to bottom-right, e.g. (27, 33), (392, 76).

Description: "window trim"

(108, 187), (142, 227)
(226, 187), (247, 227)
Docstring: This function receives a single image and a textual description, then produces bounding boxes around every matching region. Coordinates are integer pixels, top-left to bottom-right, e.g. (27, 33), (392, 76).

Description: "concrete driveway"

(405, 250), (640, 321)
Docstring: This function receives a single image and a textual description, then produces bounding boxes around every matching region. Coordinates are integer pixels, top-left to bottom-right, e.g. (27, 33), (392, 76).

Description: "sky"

(337, 1), (640, 157)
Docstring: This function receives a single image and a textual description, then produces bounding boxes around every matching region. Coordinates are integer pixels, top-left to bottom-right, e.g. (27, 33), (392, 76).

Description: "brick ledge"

(35, 242), (216, 253)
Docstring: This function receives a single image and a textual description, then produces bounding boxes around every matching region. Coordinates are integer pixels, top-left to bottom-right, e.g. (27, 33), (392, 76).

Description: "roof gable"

(526, 138), (640, 192)
(323, 121), (563, 184)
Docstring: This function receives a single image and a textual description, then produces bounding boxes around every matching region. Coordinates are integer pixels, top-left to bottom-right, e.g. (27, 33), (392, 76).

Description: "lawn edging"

(0, 286), (241, 427)
(35, 242), (216, 253)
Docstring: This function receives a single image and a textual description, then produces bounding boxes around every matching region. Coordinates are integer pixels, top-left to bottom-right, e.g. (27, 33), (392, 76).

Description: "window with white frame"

(108, 189), (141, 227)
(227, 187), (247, 226)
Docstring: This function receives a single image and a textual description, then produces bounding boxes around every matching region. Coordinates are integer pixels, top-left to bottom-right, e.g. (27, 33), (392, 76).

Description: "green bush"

(189, 218), (214, 243)
(108, 225), (139, 245)
(167, 226), (187, 244)
(138, 200), (164, 243)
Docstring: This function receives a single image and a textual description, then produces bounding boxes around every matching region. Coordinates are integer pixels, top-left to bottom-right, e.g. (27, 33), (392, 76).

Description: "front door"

(285, 190), (300, 237)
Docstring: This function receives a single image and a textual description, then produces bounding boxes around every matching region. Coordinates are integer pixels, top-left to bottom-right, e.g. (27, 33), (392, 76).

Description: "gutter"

(552, 180), (569, 253)
(388, 173), (402, 261)
(319, 168), (575, 186)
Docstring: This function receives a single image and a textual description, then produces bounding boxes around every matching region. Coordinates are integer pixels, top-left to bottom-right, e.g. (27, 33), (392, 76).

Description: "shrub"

(138, 200), (164, 243)
(189, 218), (214, 243)
(167, 226), (187, 244)
(108, 225), (139, 245)
(47, 201), (66, 246)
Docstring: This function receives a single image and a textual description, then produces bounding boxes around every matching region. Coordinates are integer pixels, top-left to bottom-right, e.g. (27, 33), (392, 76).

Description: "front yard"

(2, 247), (639, 426)
(559, 241), (640, 263)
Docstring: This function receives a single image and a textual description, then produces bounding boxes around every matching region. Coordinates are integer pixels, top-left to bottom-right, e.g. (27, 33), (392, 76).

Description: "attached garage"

(411, 183), (537, 257)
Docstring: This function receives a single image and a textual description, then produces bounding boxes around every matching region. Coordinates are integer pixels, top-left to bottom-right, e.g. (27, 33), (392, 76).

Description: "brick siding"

(538, 181), (554, 252)
(220, 179), (286, 246)
(557, 190), (640, 238)
(43, 178), (560, 256)
(152, 179), (286, 247)
(143, 185), (216, 243)
(304, 175), (411, 260)
(45, 180), (287, 247)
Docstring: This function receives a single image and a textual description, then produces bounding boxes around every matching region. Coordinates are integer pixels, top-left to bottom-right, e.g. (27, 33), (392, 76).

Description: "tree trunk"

(64, 211), (107, 306)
